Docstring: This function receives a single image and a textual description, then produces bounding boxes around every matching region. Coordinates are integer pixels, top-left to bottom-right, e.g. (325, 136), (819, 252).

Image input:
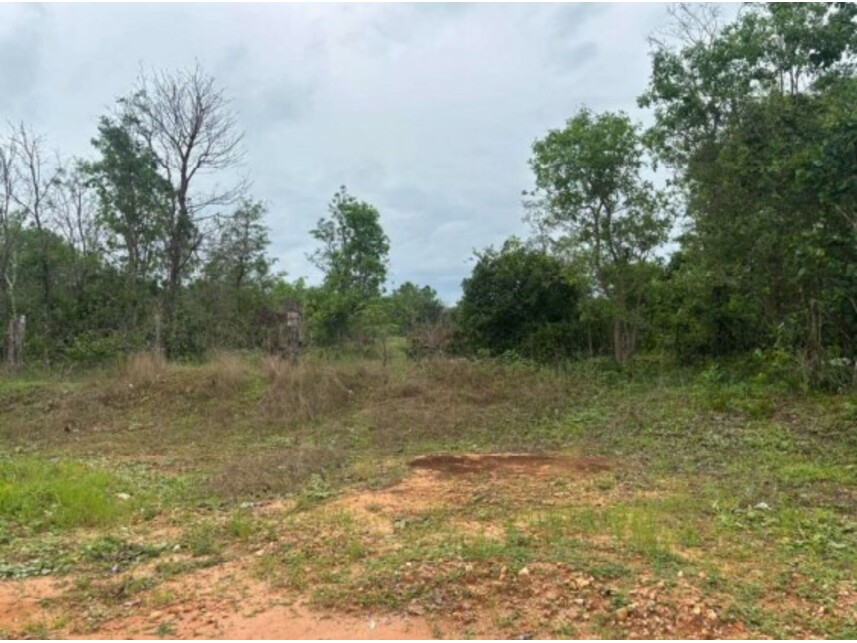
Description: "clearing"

(0, 354), (856, 639)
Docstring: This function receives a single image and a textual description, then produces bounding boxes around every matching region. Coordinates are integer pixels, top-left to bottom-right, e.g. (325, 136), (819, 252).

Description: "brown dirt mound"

(409, 453), (611, 476)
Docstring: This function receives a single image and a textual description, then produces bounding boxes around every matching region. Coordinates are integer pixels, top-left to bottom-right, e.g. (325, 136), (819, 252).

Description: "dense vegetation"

(1, 3), (857, 392)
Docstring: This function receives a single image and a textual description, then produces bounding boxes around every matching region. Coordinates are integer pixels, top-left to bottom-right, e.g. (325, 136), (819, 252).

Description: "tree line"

(458, 3), (857, 390)
(1, 3), (856, 390)
(0, 64), (442, 366)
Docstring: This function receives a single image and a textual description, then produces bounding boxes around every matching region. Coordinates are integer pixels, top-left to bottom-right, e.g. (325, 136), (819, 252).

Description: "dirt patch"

(332, 452), (613, 536)
(0, 577), (64, 632)
(78, 562), (434, 640)
(409, 452), (611, 476)
(332, 467), (458, 534)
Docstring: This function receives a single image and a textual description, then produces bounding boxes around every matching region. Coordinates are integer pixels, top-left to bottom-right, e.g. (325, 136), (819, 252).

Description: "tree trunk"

(153, 309), (164, 357)
(6, 314), (25, 369)
(613, 319), (625, 365)
(613, 318), (637, 366)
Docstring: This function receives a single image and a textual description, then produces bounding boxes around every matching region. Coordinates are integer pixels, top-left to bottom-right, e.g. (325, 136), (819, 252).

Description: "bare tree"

(0, 127), (24, 368)
(652, 3), (726, 49)
(53, 162), (103, 294)
(122, 64), (245, 342)
(10, 123), (63, 349)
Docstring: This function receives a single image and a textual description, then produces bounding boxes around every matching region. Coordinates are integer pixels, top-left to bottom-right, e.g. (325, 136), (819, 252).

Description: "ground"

(0, 352), (856, 639)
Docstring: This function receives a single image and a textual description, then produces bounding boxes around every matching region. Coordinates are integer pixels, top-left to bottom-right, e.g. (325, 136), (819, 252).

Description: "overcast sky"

(1, 2), (690, 304)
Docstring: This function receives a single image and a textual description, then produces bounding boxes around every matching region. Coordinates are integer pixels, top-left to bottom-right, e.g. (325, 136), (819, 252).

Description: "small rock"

(367, 619), (376, 630)
(517, 566), (531, 581)
(116, 493), (131, 501)
(705, 609), (718, 621)
(754, 502), (771, 511)
(616, 607), (629, 622)
(499, 565), (508, 581)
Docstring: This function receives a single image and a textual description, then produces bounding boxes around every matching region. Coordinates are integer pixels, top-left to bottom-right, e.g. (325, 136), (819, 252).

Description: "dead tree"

(123, 64), (246, 348)
(11, 124), (62, 351)
(1, 126), (24, 368)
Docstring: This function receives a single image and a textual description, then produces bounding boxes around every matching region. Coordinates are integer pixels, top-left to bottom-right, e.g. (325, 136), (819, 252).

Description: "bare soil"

(0, 452), (757, 639)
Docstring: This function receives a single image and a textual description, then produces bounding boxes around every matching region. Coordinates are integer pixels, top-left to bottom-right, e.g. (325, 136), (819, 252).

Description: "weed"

(81, 536), (167, 571)
(0, 458), (135, 531)
(155, 620), (177, 638)
(182, 521), (220, 557)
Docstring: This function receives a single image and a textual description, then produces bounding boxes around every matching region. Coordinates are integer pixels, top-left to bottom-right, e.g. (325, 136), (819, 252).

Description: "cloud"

(0, 3), (674, 304)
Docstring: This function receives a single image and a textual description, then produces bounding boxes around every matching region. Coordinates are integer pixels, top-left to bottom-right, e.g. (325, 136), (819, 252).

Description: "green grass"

(0, 458), (136, 531)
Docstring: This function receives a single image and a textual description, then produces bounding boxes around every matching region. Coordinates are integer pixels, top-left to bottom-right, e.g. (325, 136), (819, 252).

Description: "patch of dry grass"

(205, 352), (252, 395)
(362, 358), (579, 451)
(209, 445), (349, 498)
(259, 357), (386, 423)
(117, 352), (168, 388)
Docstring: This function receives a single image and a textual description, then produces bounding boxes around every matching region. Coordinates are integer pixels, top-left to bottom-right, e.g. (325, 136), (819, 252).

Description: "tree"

(528, 109), (671, 364)
(457, 239), (584, 361)
(309, 186), (390, 344)
(205, 200), (273, 300)
(9, 123), (63, 354)
(387, 281), (444, 335)
(84, 115), (170, 333)
(192, 199), (276, 349)
(0, 128), (24, 368)
(120, 64), (245, 353)
(640, 2), (857, 386)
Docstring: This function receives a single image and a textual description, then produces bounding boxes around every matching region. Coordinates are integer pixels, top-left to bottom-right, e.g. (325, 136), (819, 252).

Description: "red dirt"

(0, 577), (64, 633)
(0, 452), (759, 640)
(409, 453), (611, 476)
(78, 601), (434, 640)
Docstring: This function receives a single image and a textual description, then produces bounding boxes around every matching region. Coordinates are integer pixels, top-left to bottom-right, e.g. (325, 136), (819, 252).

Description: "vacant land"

(1, 353), (855, 639)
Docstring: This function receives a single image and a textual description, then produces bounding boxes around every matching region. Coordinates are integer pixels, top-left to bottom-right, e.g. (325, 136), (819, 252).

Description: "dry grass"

(209, 445), (349, 498)
(117, 351), (168, 388)
(260, 356), (386, 423)
(206, 352), (252, 395)
(362, 358), (579, 451)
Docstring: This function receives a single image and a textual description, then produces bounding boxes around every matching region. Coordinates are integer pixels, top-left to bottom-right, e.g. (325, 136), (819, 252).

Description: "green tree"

(640, 2), (857, 385)
(309, 186), (390, 344)
(457, 239), (584, 361)
(387, 281), (444, 335)
(84, 115), (170, 334)
(528, 109), (671, 364)
(191, 200), (277, 350)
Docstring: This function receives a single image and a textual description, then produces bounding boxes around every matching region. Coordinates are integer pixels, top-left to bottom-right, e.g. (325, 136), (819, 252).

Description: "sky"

(0, 2), (685, 304)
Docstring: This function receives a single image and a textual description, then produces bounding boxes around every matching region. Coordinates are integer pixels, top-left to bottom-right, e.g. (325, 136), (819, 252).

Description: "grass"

(0, 458), (137, 531)
(0, 352), (855, 638)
